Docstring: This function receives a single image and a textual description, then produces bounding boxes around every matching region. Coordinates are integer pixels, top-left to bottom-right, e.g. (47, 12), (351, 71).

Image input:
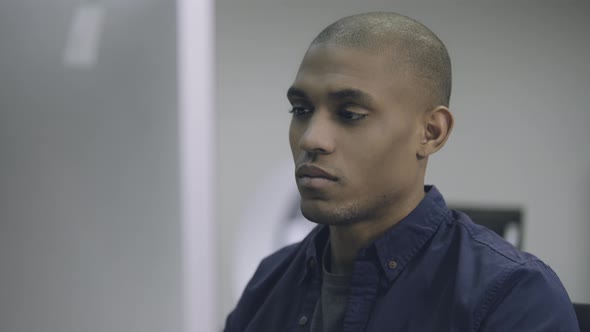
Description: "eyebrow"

(286, 87), (307, 100)
(287, 87), (375, 106)
(327, 88), (374, 105)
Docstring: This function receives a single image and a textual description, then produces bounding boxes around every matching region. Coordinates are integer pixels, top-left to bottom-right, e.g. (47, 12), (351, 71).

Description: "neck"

(328, 186), (426, 274)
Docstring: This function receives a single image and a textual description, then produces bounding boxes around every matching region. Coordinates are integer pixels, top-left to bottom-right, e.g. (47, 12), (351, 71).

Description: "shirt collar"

(300, 185), (450, 284)
(372, 185), (450, 282)
(299, 224), (328, 285)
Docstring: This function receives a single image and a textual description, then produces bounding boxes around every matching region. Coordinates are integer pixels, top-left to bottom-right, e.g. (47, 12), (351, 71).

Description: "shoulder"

(475, 259), (578, 331)
(445, 211), (578, 330)
(449, 209), (533, 265)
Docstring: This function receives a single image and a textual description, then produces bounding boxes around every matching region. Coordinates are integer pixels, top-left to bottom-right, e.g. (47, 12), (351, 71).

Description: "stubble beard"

(300, 193), (396, 226)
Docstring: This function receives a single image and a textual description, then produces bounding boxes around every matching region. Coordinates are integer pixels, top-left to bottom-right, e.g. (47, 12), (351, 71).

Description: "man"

(225, 12), (579, 331)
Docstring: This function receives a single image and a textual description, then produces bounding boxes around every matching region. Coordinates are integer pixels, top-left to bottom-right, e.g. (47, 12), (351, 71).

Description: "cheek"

(289, 121), (301, 155)
(349, 124), (417, 184)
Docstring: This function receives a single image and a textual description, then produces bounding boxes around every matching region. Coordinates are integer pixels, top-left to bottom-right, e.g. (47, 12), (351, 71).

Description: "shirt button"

(388, 260), (398, 269)
(298, 315), (308, 326)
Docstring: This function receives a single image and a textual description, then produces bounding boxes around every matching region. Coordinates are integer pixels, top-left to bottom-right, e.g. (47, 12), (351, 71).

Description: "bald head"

(311, 12), (452, 107)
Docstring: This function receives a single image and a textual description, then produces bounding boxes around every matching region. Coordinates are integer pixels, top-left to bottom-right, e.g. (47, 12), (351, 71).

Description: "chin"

(300, 200), (359, 226)
(300, 208), (329, 225)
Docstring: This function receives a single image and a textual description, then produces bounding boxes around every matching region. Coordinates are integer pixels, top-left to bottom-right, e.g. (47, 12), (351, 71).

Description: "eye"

(337, 108), (368, 121)
(288, 106), (312, 118)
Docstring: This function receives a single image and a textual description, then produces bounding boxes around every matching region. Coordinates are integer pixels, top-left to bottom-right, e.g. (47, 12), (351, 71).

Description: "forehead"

(295, 45), (389, 83)
(290, 45), (407, 100)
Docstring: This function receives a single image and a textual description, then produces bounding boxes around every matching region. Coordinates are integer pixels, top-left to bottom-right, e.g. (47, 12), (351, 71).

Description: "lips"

(295, 164), (338, 182)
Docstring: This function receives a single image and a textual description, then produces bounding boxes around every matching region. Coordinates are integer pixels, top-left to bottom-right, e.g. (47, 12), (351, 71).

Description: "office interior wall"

(217, 0), (590, 327)
(0, 1), (182, 331)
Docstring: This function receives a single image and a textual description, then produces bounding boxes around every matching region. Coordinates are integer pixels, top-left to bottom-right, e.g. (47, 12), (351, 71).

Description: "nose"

(297, 111), (335, 155)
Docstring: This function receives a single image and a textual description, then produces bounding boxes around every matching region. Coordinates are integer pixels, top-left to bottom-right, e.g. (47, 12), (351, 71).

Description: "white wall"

(0, 1), (183, 331)
(217, 0), (590, 326)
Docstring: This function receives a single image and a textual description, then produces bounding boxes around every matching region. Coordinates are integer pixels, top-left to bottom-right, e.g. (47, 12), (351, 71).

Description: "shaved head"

(310, 12), (452, 107)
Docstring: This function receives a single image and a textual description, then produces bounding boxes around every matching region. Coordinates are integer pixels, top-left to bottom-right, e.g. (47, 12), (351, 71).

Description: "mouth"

(295, 164), (338, 189)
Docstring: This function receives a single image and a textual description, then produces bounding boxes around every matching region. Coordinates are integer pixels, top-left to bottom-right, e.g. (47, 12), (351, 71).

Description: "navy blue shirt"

(225, 186), (579, 331)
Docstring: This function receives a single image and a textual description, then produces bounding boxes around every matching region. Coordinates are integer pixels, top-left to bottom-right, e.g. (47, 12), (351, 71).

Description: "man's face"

(288, 44), (427, 225)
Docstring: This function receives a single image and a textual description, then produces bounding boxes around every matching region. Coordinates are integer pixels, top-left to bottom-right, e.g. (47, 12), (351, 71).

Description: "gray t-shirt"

(310, 241), (351, 332)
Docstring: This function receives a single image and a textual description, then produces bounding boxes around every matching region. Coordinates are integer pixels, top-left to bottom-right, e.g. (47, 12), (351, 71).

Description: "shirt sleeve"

(478, 259), (579, 332)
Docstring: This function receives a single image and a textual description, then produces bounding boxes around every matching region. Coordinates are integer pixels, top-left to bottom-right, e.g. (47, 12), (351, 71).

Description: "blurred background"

(0, 0), (212, 331)
(0, 0), (589, 331)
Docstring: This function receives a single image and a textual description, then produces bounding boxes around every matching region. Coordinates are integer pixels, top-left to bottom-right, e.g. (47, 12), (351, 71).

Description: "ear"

(417, 106), (454, 159)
